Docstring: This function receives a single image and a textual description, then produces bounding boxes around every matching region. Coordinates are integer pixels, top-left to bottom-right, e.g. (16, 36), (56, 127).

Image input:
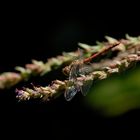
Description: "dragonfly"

(64, 43), (119, 101)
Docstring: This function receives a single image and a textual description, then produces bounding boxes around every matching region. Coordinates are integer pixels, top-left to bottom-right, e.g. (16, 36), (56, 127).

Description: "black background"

(0, 3), (140, 138)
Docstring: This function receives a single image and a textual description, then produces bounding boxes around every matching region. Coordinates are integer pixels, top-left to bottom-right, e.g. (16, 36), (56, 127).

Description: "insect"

(64, 43), (119, 101)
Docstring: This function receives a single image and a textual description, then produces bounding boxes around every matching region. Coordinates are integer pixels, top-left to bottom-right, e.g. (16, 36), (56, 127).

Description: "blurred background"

(0, 4), (140, 138)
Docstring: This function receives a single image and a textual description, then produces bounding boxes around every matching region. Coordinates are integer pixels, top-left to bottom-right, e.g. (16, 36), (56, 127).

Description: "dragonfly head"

(62, 65), (71, 76)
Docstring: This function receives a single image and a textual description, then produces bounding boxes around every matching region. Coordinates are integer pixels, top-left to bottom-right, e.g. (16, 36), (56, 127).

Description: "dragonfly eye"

(62, 66), (70, 76)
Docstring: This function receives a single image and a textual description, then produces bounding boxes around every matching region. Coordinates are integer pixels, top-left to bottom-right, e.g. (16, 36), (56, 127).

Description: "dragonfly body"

(65, 59), (93, 101)
(64, 43), (119, 101)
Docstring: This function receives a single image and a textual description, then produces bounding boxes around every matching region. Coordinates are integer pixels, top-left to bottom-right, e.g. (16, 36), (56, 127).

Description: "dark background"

(0, 4), (140, 138)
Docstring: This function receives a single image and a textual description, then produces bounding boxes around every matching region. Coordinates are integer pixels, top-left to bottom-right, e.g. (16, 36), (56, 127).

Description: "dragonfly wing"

(80, 79), (93, 96)
(79, 64), (93, 75)
(64, 85), (77, 101)
(69, 63), (80, 80)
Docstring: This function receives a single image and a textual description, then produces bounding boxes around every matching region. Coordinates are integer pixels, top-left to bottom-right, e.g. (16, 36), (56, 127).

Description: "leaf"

(78, 43), (92, 51)
(105, 36), (118, 44)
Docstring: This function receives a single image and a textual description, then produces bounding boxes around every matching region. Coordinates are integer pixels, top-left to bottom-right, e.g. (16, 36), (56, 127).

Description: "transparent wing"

(69, 49), (84, 80)
(64, 85), (78, 101)
(79, 63), (93, 75)
(69, 64), (79, 80)
(80, 79), (93, 96)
